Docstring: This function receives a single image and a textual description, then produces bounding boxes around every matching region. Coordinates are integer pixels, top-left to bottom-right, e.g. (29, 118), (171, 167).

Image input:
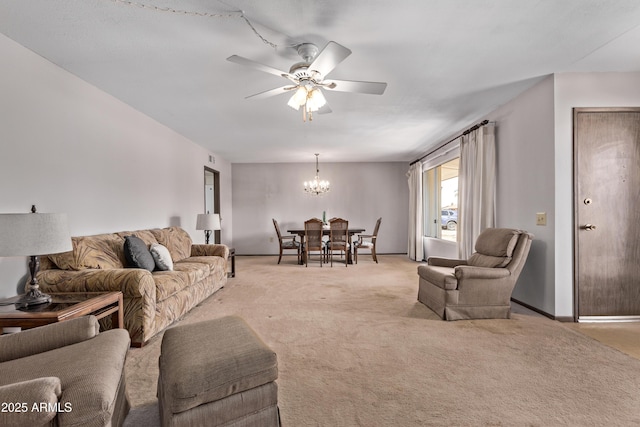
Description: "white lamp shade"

(0, 213), (72, 257)
(196, 213), (221, 231)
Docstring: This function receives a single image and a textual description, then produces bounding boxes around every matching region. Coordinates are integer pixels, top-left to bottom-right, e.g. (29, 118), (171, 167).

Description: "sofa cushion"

(151, 227), (193, 263)
(177, 256), (225, 275)
(117, 229), (159, 247)
(48, 234), (126, 271)
(124, 235), (156, 272)
(153, 260), (212, 302)
(153, 271), (192, 302)
(151, 243), (174, 271)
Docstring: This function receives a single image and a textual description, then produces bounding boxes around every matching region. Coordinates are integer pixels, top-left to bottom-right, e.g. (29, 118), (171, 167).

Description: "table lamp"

(196, 213), (221, 244)
(0, 206), (72, 308)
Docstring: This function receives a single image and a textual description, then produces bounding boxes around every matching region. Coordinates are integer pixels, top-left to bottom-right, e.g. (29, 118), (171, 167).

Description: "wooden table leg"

(112, 293), (124, 328)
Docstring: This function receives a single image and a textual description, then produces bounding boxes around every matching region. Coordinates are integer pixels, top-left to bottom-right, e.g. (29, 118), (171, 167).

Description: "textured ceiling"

(2, 0), (640, 163)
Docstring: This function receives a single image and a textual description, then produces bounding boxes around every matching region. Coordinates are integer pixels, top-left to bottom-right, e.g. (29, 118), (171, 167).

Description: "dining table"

(287, 226), (365, 265)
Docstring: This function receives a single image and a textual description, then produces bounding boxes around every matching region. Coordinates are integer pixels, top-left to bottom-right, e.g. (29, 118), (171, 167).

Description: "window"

(423, 157), (459, 242)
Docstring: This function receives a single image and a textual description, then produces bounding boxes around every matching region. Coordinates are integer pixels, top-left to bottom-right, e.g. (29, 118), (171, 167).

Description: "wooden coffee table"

(0, 291), (123, 331)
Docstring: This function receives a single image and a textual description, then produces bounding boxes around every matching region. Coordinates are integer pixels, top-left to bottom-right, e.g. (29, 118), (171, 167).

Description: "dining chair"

(272, 218), (301, 264)
(354, 217), (381, 263)
(328, 218), (349, 267)
(304, 218), (325, 267)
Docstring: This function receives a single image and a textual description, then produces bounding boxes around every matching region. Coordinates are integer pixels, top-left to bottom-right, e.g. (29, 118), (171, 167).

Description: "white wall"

(0, 34), (232, 298)
(487, 75), (556, 314)
(231, 162), (408, 255)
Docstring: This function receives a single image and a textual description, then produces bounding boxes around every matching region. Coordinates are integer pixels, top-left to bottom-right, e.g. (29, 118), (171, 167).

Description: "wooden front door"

(574, 108), (640, 319)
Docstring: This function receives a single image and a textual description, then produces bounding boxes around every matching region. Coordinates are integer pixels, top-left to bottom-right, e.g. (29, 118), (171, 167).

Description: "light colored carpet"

(124, 255), (640, 426)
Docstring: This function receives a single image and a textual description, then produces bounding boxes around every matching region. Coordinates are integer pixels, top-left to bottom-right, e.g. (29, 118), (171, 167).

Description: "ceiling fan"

(227, 41), (387, 121)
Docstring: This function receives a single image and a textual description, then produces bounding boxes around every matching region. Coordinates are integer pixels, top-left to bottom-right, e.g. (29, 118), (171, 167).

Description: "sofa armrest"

(191, 244), (229, 260)
(0, 377), (62, 427)
(0, 316), (99, 363)
(427, 257), (468, 268)
(37, 268), (155, 298)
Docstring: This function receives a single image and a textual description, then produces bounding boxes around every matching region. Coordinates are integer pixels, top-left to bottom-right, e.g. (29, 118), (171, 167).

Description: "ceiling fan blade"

(227, 55), (294, 80)
(322, 79), (387, 95)
(245, 86), (296, 100)
(308, 41), (352, 77)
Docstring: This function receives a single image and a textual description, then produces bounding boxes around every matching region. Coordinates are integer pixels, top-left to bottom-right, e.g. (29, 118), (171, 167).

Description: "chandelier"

(304, 154), (330, 196)
(287, 84), (327, 122)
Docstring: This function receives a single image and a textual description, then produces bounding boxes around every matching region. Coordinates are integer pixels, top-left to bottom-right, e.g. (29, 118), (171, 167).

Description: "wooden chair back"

(304, 218), (324, 267)
(272, 218), (283, 242)
(329, 218), (349, 267)
(329, 218), (349, 247)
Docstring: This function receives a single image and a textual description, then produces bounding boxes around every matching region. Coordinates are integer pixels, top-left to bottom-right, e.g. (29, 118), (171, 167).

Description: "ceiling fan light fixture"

(228, 40), (387, 122)
(287, 86), (307, 110)
(305, 88), (326, 112)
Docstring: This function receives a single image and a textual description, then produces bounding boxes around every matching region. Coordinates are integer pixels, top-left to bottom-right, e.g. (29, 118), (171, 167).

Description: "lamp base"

(15, 288), (52, 309)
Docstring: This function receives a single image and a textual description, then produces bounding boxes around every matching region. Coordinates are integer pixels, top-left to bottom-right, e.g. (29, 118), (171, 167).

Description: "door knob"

(582, 224), (596, 231)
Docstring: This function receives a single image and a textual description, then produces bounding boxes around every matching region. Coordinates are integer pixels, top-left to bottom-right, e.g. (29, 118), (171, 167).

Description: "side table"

(0, 291), (123, 332)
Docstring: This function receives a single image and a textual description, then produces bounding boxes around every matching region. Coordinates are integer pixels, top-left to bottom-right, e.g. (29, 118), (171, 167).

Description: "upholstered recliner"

(0, 316), (130, 427)
(417, 228), (533, 320)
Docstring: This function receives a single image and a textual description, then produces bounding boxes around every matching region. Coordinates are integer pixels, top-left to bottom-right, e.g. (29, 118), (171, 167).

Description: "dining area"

(272, 217), (382, 267)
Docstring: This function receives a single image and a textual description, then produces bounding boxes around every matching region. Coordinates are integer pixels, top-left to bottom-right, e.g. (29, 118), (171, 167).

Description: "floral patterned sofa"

(37, 227), (229, 346)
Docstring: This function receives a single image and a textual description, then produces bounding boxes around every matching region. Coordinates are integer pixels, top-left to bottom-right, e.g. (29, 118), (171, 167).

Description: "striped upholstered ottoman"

(158, 316), (280, 426)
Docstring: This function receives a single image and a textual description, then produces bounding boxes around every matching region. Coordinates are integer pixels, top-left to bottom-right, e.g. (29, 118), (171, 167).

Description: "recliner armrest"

(0, 316), (99, 363)
(427, 257), (467, 268)
(454, 265), (511, 280)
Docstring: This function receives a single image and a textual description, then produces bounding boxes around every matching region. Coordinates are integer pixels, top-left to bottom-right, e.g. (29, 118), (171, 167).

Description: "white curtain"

(407, 162), (424, 261)
(458, 124), (496, 258)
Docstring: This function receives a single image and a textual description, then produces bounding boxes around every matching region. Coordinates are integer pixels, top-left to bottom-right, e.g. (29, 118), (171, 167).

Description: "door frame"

(204, 166), (221, 244)
(572, 107), (640, 322)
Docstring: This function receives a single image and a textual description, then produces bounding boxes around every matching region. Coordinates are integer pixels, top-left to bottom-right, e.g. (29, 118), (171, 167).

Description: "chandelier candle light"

(304, 154), (330, 196)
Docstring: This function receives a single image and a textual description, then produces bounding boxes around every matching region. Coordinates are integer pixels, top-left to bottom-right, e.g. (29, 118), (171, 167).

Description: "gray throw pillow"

(124, 235), (156, 271)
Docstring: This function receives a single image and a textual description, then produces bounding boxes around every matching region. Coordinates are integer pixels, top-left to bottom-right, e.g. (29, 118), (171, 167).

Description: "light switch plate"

(536, 212), (547, 226)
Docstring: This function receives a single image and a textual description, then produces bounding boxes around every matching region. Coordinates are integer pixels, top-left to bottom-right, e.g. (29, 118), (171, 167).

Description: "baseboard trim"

(510, 298), (557, 321)
(578, 315), (640, 323)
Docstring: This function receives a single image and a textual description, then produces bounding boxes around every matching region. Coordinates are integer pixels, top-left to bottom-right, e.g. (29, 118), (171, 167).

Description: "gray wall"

(489, 75), (556, 315)
(231, 162), (409, 255)
(0, 34), (232, 298)
(487, 72), (640, 318)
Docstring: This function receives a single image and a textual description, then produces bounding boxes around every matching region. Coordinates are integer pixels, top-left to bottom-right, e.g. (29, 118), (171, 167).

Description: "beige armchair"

(417, 228), (533, 320)
(0, 316), (130, 426)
